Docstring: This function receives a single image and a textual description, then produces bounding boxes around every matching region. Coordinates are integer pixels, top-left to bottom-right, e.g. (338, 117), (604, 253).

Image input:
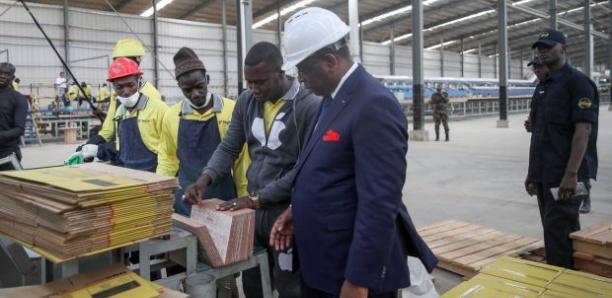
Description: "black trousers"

(243, 207), (300, 298)
(0, 150), (21, 171)
(300, 279), (398, 298)
(535, 181), (584, 269)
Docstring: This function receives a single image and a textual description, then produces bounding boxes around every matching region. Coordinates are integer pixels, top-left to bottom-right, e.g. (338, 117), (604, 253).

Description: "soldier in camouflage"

(430, 85), (450, 141)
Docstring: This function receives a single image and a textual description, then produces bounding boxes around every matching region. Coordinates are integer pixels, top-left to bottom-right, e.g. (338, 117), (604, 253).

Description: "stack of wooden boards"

(172, 198), (255, 267)
(571, 220), (612, 278)
(0, 163), (179, 261)
(442, 256), (612, 297)
(0, 263), (186, 297)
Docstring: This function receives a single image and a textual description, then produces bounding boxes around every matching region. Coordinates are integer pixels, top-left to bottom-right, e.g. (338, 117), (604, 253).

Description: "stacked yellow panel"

(442, 256), (612, 298)
(0, 163), (179, 262)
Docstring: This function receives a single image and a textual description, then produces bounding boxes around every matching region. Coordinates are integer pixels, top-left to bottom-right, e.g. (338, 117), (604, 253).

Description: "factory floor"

(18, 107), (612, 296)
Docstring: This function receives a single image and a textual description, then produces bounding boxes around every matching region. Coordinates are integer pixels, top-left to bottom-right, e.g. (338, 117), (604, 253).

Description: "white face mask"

(189, 92), (212, 110)
(117, 92), (140, 108)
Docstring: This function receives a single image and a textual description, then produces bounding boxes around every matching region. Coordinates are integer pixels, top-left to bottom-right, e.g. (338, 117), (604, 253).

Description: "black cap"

(527, 56), (542, 67)
(532, 29), (566, 49)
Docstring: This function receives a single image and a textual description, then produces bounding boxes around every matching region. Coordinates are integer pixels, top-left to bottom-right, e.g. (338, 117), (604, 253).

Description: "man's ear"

(321, 53), (338, 71)
(206, 74), (210, 84)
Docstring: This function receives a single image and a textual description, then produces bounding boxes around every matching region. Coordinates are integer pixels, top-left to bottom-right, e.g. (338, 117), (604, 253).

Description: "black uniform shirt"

(0, 87), (28, 157)
(528, 63), (598, 184)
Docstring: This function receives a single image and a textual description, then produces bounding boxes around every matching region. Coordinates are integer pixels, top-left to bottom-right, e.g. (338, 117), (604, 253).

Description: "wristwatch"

(249, 193), (261, 209)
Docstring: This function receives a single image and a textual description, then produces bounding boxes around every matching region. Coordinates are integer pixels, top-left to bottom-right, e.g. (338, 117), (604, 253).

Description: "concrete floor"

(17, 108), (612, 295)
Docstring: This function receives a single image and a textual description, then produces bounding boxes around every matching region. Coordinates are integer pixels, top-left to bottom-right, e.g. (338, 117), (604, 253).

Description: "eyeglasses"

(296, 58), (321, 78)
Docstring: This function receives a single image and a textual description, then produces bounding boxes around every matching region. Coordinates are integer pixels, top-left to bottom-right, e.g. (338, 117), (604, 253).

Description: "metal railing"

(401, 97), (533, 119)
(402, 92), (611, 120)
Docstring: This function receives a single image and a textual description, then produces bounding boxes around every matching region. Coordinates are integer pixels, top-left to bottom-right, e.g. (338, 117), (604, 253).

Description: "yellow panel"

(479, 256), (563, 288)
(546, 269), (612, 297)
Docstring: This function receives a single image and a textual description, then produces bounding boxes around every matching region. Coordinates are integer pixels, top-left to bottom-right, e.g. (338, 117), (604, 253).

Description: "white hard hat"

(282, 7), (350, 71)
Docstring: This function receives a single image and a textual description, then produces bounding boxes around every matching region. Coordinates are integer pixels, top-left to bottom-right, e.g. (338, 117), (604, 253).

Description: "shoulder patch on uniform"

(577, 97), (592, 109)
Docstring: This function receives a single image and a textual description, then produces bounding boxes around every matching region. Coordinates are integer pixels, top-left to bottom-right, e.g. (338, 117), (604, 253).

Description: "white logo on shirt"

(251, 112), (286, 150)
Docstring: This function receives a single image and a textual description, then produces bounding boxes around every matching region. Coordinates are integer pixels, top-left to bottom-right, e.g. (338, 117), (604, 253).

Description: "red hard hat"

(108, 57), (143, 81)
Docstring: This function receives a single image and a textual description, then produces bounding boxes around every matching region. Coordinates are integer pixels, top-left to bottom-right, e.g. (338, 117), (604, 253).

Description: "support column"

(460, 37), (464, 77)
(390, 22), (395, 75)
(478, 43), (482, 78)
(152, 0), (159, 88)
(63, 0), (70, 77)
(222, 0), (228, 97)
(440, 38), (444, 77)
(349, 0), (360, 62)
(276, 1), (282, 48)
(497, 0), (509, 128)
(549, 0), (557, 30)
(520, 48), (524, 79)
(410, 0), (428, 140)
(584, 0), (593, 79)
(493, 43), (497, 79)
(359, 22), (364, 63)
(236, 0), (253, 94)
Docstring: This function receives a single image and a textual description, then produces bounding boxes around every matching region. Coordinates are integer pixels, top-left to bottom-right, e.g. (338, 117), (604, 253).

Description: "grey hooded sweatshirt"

(202, 77), (321, 208)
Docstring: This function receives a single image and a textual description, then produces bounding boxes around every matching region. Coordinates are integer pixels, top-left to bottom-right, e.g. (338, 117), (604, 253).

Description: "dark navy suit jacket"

(291, 64), (437, 295)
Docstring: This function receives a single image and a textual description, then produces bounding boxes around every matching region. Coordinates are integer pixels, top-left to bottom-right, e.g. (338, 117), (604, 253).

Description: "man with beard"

(271, 7), (436, 298)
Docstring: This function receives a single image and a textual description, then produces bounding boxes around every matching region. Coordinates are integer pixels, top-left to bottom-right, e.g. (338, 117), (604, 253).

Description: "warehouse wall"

(0, 0), (533, 104)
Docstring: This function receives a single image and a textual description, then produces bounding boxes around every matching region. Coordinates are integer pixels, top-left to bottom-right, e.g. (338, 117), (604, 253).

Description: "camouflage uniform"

(431, 91), (450, 141)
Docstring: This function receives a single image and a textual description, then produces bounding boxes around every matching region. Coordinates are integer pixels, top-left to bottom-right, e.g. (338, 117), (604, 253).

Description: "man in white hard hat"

(270, 7), (437, 298)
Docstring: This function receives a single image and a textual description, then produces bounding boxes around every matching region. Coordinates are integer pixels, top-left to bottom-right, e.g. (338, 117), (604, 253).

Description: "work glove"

(64, 152), (83, 166)
(80, 144), (99, 159)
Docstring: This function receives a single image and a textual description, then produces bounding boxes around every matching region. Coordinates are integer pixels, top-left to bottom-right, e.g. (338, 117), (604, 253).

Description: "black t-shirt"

(0, 87), (28, 157)
(527, 63), (598, 184)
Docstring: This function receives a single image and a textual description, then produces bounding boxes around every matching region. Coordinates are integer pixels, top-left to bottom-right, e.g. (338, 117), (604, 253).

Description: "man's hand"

(80, 144), (99, 159)
(216, 196), (255, 211)
(270, 207), (293, 251)
(183, 175), (212, 205)
(340, 280), (368, 298)
(524, 116), (532, 133)
(558, 172), (578, 200)
(525, 178), (536, 196)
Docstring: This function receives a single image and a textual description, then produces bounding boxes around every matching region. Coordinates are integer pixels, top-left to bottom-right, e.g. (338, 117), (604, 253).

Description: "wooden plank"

(422, 224), (483, 244)
(455, 237), (538, 266)
(570, 221), (612, 243)
(574, 240), (612, 260)
(417, 220), (462, 233)
(440, 233), (523, 260)
(418, 220), (471, 237)
(436, 259), (480, 278)
(426, 227), (498, 250)
(432, 230), (505, 255)
(574, 254), (612, 278)
(467, 240), (544, 270)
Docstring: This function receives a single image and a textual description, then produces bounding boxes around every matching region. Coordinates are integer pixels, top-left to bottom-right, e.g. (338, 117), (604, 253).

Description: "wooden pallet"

(570, 220), (612, 277)
(417, 220), (543, 277)
(570, 220), (612, 259)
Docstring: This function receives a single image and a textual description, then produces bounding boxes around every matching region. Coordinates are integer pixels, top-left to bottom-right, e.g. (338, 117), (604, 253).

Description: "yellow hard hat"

(112, 39), (145, 58)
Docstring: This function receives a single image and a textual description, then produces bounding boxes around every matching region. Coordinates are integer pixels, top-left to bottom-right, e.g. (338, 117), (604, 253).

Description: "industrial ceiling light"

(141, 0), (174, 17)
(253, 0), (318, 29)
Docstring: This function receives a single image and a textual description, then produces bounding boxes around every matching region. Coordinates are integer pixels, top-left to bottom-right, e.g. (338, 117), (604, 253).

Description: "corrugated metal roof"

(22, 0), (612, 67)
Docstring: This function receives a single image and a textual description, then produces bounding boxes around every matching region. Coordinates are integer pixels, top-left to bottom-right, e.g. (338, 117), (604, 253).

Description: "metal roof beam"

(180, 0), (217, 19)
(113, 0), (131, 11)
(253, 0), (294, 19)
(507, 1), (608, 39)
(363, 0), (480, 34)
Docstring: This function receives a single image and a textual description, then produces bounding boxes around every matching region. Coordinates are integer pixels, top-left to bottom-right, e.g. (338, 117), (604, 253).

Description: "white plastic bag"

(401, 256), (439, 298)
